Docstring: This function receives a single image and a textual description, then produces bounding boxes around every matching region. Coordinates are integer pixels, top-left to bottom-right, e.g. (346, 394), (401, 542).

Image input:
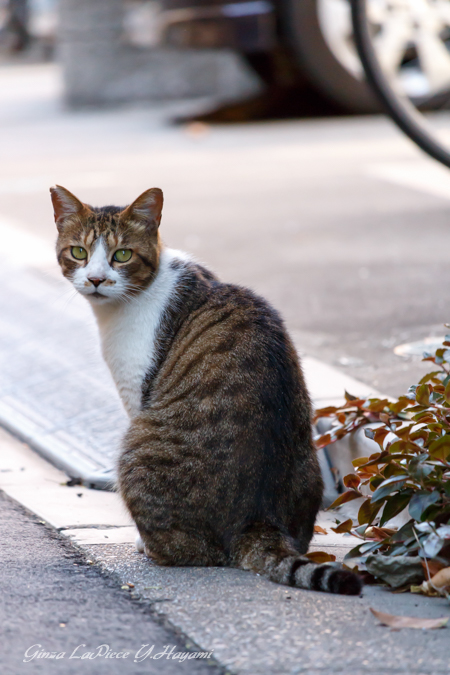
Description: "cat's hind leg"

(231, 522), (362, 595)
(137, 526), (228, 567)
(135, 532), (145, 553)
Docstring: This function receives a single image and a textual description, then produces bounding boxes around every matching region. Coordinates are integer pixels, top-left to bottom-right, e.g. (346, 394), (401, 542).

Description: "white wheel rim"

(317, 0), (450, 98)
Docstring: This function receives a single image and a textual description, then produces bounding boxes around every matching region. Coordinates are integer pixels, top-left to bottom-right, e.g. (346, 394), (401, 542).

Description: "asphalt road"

(0, 491), (223, 675)
(2, 64), (450, 400)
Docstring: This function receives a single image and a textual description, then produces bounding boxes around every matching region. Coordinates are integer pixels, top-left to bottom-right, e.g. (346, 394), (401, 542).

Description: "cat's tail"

(232, 523), (362, 596)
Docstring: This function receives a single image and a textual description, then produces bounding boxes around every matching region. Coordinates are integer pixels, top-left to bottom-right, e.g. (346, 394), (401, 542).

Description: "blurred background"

(2, 0), (450, 401)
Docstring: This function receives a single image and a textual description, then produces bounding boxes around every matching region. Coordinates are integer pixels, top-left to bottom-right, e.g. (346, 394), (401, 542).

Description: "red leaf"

(328, 491), (362, 509)
(343, 474), (361, 490)
(331, 519), (353, 534)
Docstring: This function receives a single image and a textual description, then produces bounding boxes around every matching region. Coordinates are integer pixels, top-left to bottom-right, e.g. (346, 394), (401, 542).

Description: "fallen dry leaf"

(410, 584), (440, 597)
(428, 567), (450, 592)
(370, 607), (448, 630)
(184, 122), (210, 138)
(365, 526), (397, 541)
(422, 559), (446, 580)
(314, 525), (328, 535)
(413, 567), (450, 597)
(305, 551), (336, 563)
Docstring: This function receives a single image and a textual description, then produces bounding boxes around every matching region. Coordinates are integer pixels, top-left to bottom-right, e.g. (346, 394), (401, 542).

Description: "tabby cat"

(51, 185), (361, 595)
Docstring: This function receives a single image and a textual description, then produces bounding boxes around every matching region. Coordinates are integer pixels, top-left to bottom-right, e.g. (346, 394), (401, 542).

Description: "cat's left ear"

(120, 188), (163, 233)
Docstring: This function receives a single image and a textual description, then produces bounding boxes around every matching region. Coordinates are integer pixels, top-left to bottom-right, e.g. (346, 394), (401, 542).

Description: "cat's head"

(51, 186), (163, 304)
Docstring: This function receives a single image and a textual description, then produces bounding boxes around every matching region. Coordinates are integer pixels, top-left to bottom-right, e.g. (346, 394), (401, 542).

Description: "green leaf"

(352, 456), (370, 468)
(390, 520), (415, 543)
(408, 490), (440, 521)
(383, 463), (411, 479)
(415, 384), (430, 405)
(370, 475), (384, 490)
(344, 544), (366, 559)
(408, 457), (434, 481)
(419, 371), (442, 385)
(371, 476), (409, 503)
(380, 491), (413, 526)
(358, 498), (382, 525)
(344, 540), (382, 559)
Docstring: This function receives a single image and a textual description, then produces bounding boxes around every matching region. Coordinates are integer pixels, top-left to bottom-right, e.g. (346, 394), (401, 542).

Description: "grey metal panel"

(0, 263), (126, 489)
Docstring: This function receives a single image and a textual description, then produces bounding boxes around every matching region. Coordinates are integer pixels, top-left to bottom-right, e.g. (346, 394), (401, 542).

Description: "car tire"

(280, 0), (450, 114)
(280, 0), (380, 113)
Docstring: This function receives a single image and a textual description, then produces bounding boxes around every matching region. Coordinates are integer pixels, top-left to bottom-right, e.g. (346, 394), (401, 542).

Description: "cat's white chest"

(91, 250), (182, 417)
(98, 308), (153, 417)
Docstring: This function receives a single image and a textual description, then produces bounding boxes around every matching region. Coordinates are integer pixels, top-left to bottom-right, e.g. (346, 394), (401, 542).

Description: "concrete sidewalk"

(1, 429), (450, 675)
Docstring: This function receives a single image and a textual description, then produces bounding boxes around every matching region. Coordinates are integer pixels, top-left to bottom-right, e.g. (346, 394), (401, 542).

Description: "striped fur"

(52, 186), (362, 596)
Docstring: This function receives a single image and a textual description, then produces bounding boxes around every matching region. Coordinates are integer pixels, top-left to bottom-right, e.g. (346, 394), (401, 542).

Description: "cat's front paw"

(135, 533), (145, 553)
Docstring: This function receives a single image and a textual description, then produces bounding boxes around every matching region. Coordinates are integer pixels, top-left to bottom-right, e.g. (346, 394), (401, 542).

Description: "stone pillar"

(57, 0), (261, 107)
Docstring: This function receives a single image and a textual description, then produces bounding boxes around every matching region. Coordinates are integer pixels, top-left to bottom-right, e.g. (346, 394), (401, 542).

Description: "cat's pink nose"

(88, 277), (106, 288)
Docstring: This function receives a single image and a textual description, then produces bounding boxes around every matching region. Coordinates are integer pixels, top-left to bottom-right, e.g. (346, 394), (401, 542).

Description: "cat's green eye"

(71, 246), (87, 260)
(113, 249), (132, 263)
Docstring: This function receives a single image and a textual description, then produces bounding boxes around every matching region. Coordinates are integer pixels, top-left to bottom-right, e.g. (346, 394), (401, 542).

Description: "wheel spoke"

(373, 16), (413, 77)
(416, 30), (450, 91)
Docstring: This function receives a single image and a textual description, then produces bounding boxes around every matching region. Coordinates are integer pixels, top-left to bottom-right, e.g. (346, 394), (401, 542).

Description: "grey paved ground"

(80, 542), (450, 675)
(2, 480), (449, 675)
(0, 490), (223, 675)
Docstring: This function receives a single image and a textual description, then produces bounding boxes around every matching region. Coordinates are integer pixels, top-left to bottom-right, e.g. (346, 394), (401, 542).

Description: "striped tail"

(233, 523), (362, 596)
(267, 555), (362, 595)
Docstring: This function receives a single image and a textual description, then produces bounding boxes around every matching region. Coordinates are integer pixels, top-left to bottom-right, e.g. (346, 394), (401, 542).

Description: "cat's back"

(142, 260), (312, 445)
(120, 254), (321, 545)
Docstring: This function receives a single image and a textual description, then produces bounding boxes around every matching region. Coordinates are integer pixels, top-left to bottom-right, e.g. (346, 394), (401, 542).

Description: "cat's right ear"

(50, 185), (89, 230)
(120, 188), (164, 233)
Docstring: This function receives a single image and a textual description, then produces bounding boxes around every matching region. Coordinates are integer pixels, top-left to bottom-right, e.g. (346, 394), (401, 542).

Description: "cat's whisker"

(49, 286), (79, 312)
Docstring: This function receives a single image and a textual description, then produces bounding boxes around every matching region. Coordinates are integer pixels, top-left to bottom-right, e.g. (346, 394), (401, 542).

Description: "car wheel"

(280, 0), (450, 113)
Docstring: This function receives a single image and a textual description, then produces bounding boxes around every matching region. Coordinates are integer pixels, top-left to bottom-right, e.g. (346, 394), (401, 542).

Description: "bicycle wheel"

(351, 0), (450, 169)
